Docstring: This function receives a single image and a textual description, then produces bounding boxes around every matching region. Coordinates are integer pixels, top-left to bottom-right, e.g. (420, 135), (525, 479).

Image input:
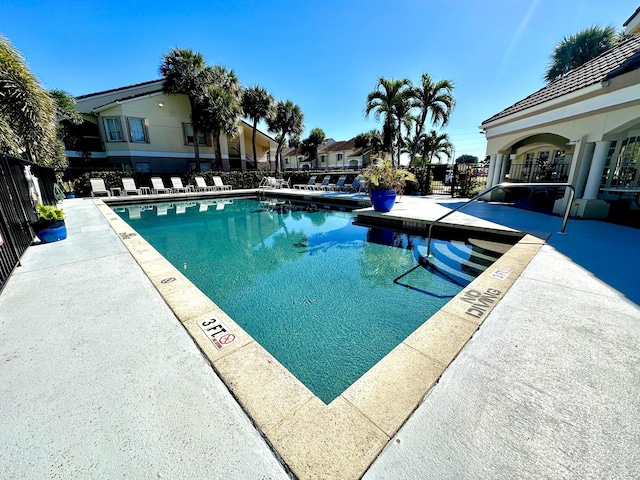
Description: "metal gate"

(451, 163), (489, 198)
(0, 154), (57, 292)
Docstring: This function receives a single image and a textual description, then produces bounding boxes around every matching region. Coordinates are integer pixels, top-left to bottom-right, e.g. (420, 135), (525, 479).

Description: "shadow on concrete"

(442, 201), (640, 307)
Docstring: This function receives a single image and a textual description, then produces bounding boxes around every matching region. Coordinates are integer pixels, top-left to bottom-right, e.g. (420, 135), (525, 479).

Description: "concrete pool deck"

(1, 193), (639, 479)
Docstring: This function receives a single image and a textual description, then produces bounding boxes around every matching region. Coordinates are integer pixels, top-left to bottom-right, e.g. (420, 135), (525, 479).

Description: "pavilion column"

(486, 154), (497, 188)
(583, 141), (610, 199)
(492, 154), (504, 186)
(500, 154), (511, 181)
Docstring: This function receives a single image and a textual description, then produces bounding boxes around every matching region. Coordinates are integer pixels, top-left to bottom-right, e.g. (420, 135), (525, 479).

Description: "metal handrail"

(425, 182), (576, 257)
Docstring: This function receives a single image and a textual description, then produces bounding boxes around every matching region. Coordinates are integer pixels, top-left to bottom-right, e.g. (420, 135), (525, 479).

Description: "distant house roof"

(482, 35), (640, 126)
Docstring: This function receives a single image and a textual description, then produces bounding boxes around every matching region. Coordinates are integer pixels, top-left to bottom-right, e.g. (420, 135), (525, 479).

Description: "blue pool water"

(116, 198), (465, 403)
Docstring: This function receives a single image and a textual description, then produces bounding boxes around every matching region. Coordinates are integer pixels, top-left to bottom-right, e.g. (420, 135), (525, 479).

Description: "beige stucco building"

(481, 8), (640, 219)
(281, 137), (367, 170)
(65, 80), (277, 174)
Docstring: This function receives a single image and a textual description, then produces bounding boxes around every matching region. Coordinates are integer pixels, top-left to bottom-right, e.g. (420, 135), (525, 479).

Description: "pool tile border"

(96, 199), (543, 480)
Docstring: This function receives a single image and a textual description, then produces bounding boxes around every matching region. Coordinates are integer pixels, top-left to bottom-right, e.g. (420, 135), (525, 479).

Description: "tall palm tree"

(419, 130), (453, 164)
(408, 74), (455, 164)
(159, 47), (214, 172)
(545, 25), (623, 83)
(302, 128), (325, 169)
(365, 77), (411, 166)
(267, 100), (304, 172)
(241, 85), (274, 170)
(201, 65), (242, 170)
(0, 34), (61, 167)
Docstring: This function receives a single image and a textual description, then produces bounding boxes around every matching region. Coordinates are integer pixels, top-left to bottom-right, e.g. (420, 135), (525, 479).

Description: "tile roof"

(482, 35), (640, 125)
(75, 79), (164, 100)
(92, 88), (163, 110)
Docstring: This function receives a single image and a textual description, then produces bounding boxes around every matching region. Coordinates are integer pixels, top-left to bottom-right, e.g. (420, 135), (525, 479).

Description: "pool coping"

(95, 198), (544, 480)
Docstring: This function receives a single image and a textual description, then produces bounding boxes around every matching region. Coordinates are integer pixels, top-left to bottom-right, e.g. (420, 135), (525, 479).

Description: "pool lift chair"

(151, 177), (172, 194)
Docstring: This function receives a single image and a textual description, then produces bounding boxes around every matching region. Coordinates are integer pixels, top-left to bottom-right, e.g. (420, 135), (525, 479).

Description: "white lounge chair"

(212, 176), (232, 191)
(194, 176), (216, 192)
(121, 177), (142, 195)
(151, 177), (171, 194)
(90, 178), (111, 197)
(171, 177), (192, 193)
(294, 175), (317, 189)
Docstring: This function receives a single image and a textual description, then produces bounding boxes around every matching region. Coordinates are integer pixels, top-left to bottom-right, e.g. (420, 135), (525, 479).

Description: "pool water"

(116, 198), (466, 403)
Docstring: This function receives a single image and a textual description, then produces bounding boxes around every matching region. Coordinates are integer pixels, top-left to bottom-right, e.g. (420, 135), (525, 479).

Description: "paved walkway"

(1, 196), (639, 479)
(364, 198), (640, 479)
(0, 199), (290, 479)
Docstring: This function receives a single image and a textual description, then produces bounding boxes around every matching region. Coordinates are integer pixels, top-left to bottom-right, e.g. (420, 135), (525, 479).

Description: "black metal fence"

(0, 154), (57, 292)
(506, 163), (571, 183)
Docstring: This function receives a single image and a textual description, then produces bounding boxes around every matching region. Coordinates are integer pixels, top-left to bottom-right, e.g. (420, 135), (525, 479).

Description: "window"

(183, 124), (208, 146)
(285, 158), (290, 165)
(127, 117), (149, 143)
(228, 139), (241, 157)
(135, 162), (151, 173)
(104, 117), (123, 142)
(336, 153), (343, 164)
(524, 152), (535, 167)
(321, 155), (326, 163)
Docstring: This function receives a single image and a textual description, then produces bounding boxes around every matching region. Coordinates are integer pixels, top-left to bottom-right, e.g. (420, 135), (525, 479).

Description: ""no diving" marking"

(198, 317), (237, 350)
(460, 287), (502, 320)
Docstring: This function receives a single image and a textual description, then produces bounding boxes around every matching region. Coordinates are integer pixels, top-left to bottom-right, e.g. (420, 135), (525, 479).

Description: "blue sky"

(1, 0), (638, 160)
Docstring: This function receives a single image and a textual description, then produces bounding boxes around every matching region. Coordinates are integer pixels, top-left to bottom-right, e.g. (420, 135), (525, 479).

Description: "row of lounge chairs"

(292, 175), (367, 193)
(90, 176), (232, 197)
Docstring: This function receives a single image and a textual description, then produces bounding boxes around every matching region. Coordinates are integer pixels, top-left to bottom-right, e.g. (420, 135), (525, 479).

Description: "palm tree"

(301, 128), (325, 169)
(202, 65), (242, 170)
(159, 47), (213, 172)
(267, 100), (304, 172)
(0, 34), (61, 168)
(408, 74), (455, 164)
(545, 25), (623, 83)
(418, 130), (453, 164)
(241, 85), (274, 170)
(365, 77), (412, 166)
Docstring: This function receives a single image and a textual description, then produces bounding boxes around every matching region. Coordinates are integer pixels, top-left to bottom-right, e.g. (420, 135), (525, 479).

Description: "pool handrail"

(425, 182), (576, 258)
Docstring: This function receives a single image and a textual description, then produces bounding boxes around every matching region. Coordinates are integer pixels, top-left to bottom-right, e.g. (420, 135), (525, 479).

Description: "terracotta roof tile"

(76, 79), (163, 100)
(482, 36), (640, 125)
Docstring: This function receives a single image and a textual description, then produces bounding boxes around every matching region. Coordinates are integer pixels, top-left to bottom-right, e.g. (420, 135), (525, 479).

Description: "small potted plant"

(362, 158), (416, 212)
(62, 180), (76, 199)
(32, 204), (67, 243)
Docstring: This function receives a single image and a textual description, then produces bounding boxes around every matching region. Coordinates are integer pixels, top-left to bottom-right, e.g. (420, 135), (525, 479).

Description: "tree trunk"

(214, 130), (223, 170)
(252, 120), (259, 171)
(193, 127), (201, 172)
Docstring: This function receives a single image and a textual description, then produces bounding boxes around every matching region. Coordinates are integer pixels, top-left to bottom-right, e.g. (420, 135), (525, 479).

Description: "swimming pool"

(116, 198), (501, 403)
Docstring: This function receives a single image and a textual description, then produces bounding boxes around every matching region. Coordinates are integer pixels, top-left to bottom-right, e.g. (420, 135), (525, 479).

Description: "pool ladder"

(425, 182), (576, 258)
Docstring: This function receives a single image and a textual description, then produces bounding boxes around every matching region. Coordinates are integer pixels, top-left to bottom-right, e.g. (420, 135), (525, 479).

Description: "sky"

(1, 0), (638, 161)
